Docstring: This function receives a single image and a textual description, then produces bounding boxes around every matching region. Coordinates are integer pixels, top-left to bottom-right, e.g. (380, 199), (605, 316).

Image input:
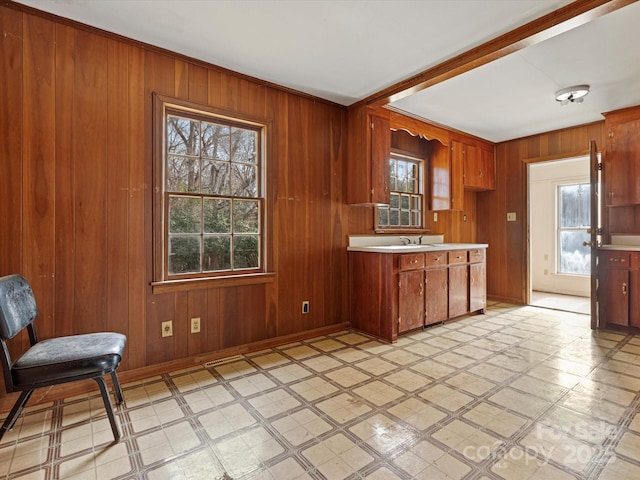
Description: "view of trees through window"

(558, 183), (590, 275)
(377, 154), (423, 228)
(165, 112), (262, 276)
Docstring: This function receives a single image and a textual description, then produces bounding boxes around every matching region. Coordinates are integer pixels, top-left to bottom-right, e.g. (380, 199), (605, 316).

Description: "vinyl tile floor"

(1, 302), (639, 480)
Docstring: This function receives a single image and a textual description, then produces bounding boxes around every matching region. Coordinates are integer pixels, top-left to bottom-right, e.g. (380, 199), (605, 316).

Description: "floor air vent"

(204, 355), (244, 368)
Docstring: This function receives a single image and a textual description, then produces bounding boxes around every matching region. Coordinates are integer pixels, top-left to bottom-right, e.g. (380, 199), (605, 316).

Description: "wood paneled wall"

(0, 5), (348, 387)
(477, 122), (605, 304)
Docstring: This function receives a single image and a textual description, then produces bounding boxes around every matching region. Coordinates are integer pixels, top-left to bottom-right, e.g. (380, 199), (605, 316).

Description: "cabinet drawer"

(400, 253), (425, 271)
(469, 249), (485, 263)
(448, 251), (467, 264)
(426, 251), (447, 267)
(600, 251), (632, 268)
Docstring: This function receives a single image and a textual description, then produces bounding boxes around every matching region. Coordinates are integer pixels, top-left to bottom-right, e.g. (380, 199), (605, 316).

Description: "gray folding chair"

(0, 274), (127, 441)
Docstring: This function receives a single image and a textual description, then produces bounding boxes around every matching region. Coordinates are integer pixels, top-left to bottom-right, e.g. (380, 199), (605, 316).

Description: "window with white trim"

(377, 153), (424, 229)
(154, 95), (265, 282)
(557, 183), (590, 275)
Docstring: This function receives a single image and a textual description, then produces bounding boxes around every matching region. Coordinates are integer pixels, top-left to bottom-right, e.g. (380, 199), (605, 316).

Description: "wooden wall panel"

(23, 14), (55, 342)
(0, 5), (348, 390)
(477, 122), (605, 304)
(54, 24), (76, 338)
(73, 31), (109, 335)
(106, 39), (130, 342)
(0, 8), (22, 280)
(126, 44), (146, 370)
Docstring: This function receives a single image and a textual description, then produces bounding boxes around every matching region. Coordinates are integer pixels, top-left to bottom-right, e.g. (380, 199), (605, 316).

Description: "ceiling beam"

(360, 0), (637, 109)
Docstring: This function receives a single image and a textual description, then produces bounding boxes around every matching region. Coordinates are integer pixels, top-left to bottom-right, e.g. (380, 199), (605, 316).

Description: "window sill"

(151, 272), (276, 294)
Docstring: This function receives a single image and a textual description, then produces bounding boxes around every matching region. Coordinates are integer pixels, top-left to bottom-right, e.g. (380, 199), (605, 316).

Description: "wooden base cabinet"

(349, 247), (487, 342)
(425, 252), (448, 325)
(398, 253), (426, 333)
(598, 250), (639, 327)
(469, 249), (487, 313)
(448, 251), (468, 318)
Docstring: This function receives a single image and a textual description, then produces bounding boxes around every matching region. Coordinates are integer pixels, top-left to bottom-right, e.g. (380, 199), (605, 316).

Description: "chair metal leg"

(111, 371), (124, 405)
(0, 390), (34, 440)
(94, 376), (120, 441)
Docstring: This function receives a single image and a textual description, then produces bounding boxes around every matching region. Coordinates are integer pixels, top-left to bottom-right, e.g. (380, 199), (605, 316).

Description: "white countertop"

(347, 243), (488, 253)
(599, 245), (640, 252)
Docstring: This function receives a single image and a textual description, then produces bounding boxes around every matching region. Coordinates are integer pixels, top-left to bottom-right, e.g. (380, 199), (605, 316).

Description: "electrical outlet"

(161, 320), (173, 337)
(191, 317), (201, 333)
(433, 212), (438, 222)
(302, 301), (310, 314)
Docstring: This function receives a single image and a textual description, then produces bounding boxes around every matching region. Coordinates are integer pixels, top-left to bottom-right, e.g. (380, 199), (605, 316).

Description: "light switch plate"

(507, 212), (517, 222)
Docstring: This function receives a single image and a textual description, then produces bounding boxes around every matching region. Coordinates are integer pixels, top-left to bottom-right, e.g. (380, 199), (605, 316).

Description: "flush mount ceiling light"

(555, 85), (590, 105)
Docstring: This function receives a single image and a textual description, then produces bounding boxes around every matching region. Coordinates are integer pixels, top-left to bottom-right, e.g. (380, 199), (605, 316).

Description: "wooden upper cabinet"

(437, 140), (464, 211)
(603, 106), (640, 207)
(346, 105), (390, 204)
(464, 144), (496, 191)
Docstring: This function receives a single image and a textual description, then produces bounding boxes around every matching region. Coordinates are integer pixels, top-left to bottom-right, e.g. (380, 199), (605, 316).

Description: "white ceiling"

(14, 0), (640, 142)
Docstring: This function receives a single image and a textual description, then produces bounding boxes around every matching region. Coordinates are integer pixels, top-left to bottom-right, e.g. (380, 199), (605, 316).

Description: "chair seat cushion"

(12, 332), (126, 387)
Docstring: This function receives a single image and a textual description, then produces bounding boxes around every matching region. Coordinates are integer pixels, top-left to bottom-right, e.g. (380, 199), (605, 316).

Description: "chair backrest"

(0, 275), (38, 340)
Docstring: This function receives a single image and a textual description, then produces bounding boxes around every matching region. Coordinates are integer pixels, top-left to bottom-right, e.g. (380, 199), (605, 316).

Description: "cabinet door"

(346, 107), (391, 205)
(370, 113), (391, 205)
(450, 140), (464, 211)
(605, 115), (640, 206)
(469, 262), (486, 313)
(399, 270), (425, 332)
(600, 268), (629, 326)
(463, 143), (495, 190)
(448, 264), (468, 318)
(425, 268), (448, 325)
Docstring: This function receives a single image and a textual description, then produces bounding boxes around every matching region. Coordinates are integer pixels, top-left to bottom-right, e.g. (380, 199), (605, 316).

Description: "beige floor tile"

(598, 454), (640, 480)
(615, 430), (640, 459)
(352, 380), (403, 406)
(289, 376), (338, 401)
(248, 389), (301, 418)
(348, 413), (416, 454)
(383, 369), (432, 391)
(387, 397), (447, 430)
(355, 357), (397, 375)
(325, 366), (370, 387)
(1, 304), (637, 480)
(419, 384), (474, 411)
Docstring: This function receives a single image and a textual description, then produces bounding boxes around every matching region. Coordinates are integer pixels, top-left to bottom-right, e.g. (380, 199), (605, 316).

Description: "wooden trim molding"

(361, 0), (636, 108)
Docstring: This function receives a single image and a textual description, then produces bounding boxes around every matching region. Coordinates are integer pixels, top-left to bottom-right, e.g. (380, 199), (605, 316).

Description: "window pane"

(231, 164), (257, 197)
(390, 209), (399, 226)
(397, 161), (407, 192)
(167, 116), (200, 156)
(400, 211), (410, 226)
(559, 230), (591, 275)
(412, 212), (421, 226)
(167, 156), (200, 193)
(389, 160), (397, 191)
(233, 200), (259, 233)
(203, 236), (231, 271)
(168, 236), (200, 274)
(234, 235), (259, 268)
(578, 184), (590, 227)
(169, 196), (201, 233)
(201, 160), (230, 195)
(201, 123), (230, 160)
(378, 207), (389, 227)
(400, 194), (410, 210)
(231, 128), (257, 164)
(204, 198), (231, 233)
(560, 184), (590, 228)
